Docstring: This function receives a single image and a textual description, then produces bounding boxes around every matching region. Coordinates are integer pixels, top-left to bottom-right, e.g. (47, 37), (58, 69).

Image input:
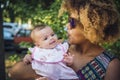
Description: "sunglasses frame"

(69, 18), (76, 28)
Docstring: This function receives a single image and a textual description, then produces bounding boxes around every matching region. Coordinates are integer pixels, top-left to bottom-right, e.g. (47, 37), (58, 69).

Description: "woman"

(8, 0), (120, 80)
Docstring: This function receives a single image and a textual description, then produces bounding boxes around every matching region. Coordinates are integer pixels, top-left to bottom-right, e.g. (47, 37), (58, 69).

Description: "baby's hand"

(63, 53), (74, 66)
(23, 54), (32, 64)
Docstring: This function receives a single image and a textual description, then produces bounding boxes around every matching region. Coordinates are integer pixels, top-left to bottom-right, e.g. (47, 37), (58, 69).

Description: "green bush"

(102, 39), (120, 59)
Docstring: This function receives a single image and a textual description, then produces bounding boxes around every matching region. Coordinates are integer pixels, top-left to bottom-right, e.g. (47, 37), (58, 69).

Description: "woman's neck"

(74, 40), (104, 55)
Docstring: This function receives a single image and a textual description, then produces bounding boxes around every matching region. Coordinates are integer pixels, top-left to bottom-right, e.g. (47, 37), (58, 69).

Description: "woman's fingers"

(36, 77), (48, 80)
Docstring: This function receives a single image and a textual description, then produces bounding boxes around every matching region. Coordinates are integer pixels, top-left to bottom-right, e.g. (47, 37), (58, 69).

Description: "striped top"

(76, 51), (116, 80)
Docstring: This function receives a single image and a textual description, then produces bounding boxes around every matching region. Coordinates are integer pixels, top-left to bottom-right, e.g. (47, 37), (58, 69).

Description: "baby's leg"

(8, 61), (41, 80)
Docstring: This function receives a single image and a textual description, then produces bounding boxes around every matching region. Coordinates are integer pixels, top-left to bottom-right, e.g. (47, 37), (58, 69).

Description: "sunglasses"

(69, 18), (76, 28)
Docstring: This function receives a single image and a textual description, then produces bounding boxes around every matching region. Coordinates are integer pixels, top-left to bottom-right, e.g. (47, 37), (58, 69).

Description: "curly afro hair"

(59, 0), (120, 44)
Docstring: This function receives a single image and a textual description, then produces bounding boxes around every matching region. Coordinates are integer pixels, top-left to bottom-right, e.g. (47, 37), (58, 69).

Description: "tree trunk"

(9, 8), (15, 22)
(0, 2), (6, 80)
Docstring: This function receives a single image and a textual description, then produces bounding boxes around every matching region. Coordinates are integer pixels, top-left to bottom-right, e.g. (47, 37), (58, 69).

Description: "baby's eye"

(44, 37), (48, 40)
(51, 34), (55, 36)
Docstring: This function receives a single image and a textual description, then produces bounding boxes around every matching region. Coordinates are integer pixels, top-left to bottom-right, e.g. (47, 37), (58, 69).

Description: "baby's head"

(31, 24), (58, 49)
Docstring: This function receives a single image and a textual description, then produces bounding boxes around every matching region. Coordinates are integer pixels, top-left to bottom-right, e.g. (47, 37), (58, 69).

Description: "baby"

(28, 24), (78, 80)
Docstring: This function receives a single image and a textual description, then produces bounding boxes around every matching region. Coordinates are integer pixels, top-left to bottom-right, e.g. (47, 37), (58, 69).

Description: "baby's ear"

(34, 42), (39, 47)
(58, 39), (64, 43)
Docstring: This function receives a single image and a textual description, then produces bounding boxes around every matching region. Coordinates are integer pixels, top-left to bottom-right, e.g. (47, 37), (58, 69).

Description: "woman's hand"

(36, 77), (48, 80)
(23, 54), (32, 64)
(63, 53), (74, 66)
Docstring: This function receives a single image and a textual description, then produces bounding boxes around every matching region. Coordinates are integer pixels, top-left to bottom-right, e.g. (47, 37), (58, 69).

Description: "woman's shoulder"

(97, 51), (117, 62)
(104, 54), (120, 80)
(95, 50), (118, 68)
(108, 58), (120, 68)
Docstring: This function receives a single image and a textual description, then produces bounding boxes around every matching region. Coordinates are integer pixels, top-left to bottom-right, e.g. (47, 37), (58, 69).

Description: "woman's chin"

(68, 40), (73, 44)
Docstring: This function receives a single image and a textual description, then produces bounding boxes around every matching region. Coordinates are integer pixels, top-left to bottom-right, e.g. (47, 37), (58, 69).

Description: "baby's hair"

(59, 0), (120, 44)
(30, 24), (48, 42)
(33, 24), (48, 31)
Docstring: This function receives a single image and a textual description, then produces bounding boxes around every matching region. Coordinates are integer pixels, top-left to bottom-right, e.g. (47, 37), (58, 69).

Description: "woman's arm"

(104, 58), (120, 80)
(8, 61), (40, 80)
(8, 54), (48, 80)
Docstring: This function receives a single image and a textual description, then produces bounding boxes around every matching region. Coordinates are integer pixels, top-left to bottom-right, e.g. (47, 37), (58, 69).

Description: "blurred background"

(0, 0), (120, 80)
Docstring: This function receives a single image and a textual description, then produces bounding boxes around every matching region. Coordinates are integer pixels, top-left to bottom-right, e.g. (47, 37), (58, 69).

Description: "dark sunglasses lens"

(69, 18), (75, 28)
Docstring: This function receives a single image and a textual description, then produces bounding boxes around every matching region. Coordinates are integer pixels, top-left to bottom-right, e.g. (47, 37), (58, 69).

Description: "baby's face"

(34, 27), (58, 49)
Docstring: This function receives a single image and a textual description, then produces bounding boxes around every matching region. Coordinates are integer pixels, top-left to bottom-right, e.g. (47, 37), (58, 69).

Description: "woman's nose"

(66, 23), (71, 30)
(65, 24), (70, 35)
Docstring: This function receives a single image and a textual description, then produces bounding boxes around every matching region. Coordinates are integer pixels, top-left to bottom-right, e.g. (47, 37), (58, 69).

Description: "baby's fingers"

(68, 52), (74, 57)
(63, 53), (68, 57)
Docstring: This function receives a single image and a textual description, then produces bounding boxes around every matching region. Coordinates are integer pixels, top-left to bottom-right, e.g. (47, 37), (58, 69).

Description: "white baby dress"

(29, 42), (78, 80)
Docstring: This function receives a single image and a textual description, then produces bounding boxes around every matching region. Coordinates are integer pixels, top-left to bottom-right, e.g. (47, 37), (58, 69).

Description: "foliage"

(18, 41), (34, 54)
(18, 41), (33, 48)
(114, 0), (120, 13)
(102, 39), (120, 59)
(8, 54), (20, 63)
(3, 0), (55, 22)
(3, 0), (68, 39)
(29, 0), (68, 39)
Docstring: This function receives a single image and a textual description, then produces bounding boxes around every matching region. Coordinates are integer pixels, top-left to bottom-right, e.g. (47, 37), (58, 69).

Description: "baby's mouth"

(49, 40), (56, 45)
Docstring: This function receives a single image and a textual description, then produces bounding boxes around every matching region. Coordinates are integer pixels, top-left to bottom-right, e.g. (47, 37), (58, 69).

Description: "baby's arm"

(63, 53), (74, 66)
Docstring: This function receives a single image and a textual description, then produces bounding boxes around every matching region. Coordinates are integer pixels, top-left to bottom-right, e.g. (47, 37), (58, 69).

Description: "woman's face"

(66, 12), (86, 45)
